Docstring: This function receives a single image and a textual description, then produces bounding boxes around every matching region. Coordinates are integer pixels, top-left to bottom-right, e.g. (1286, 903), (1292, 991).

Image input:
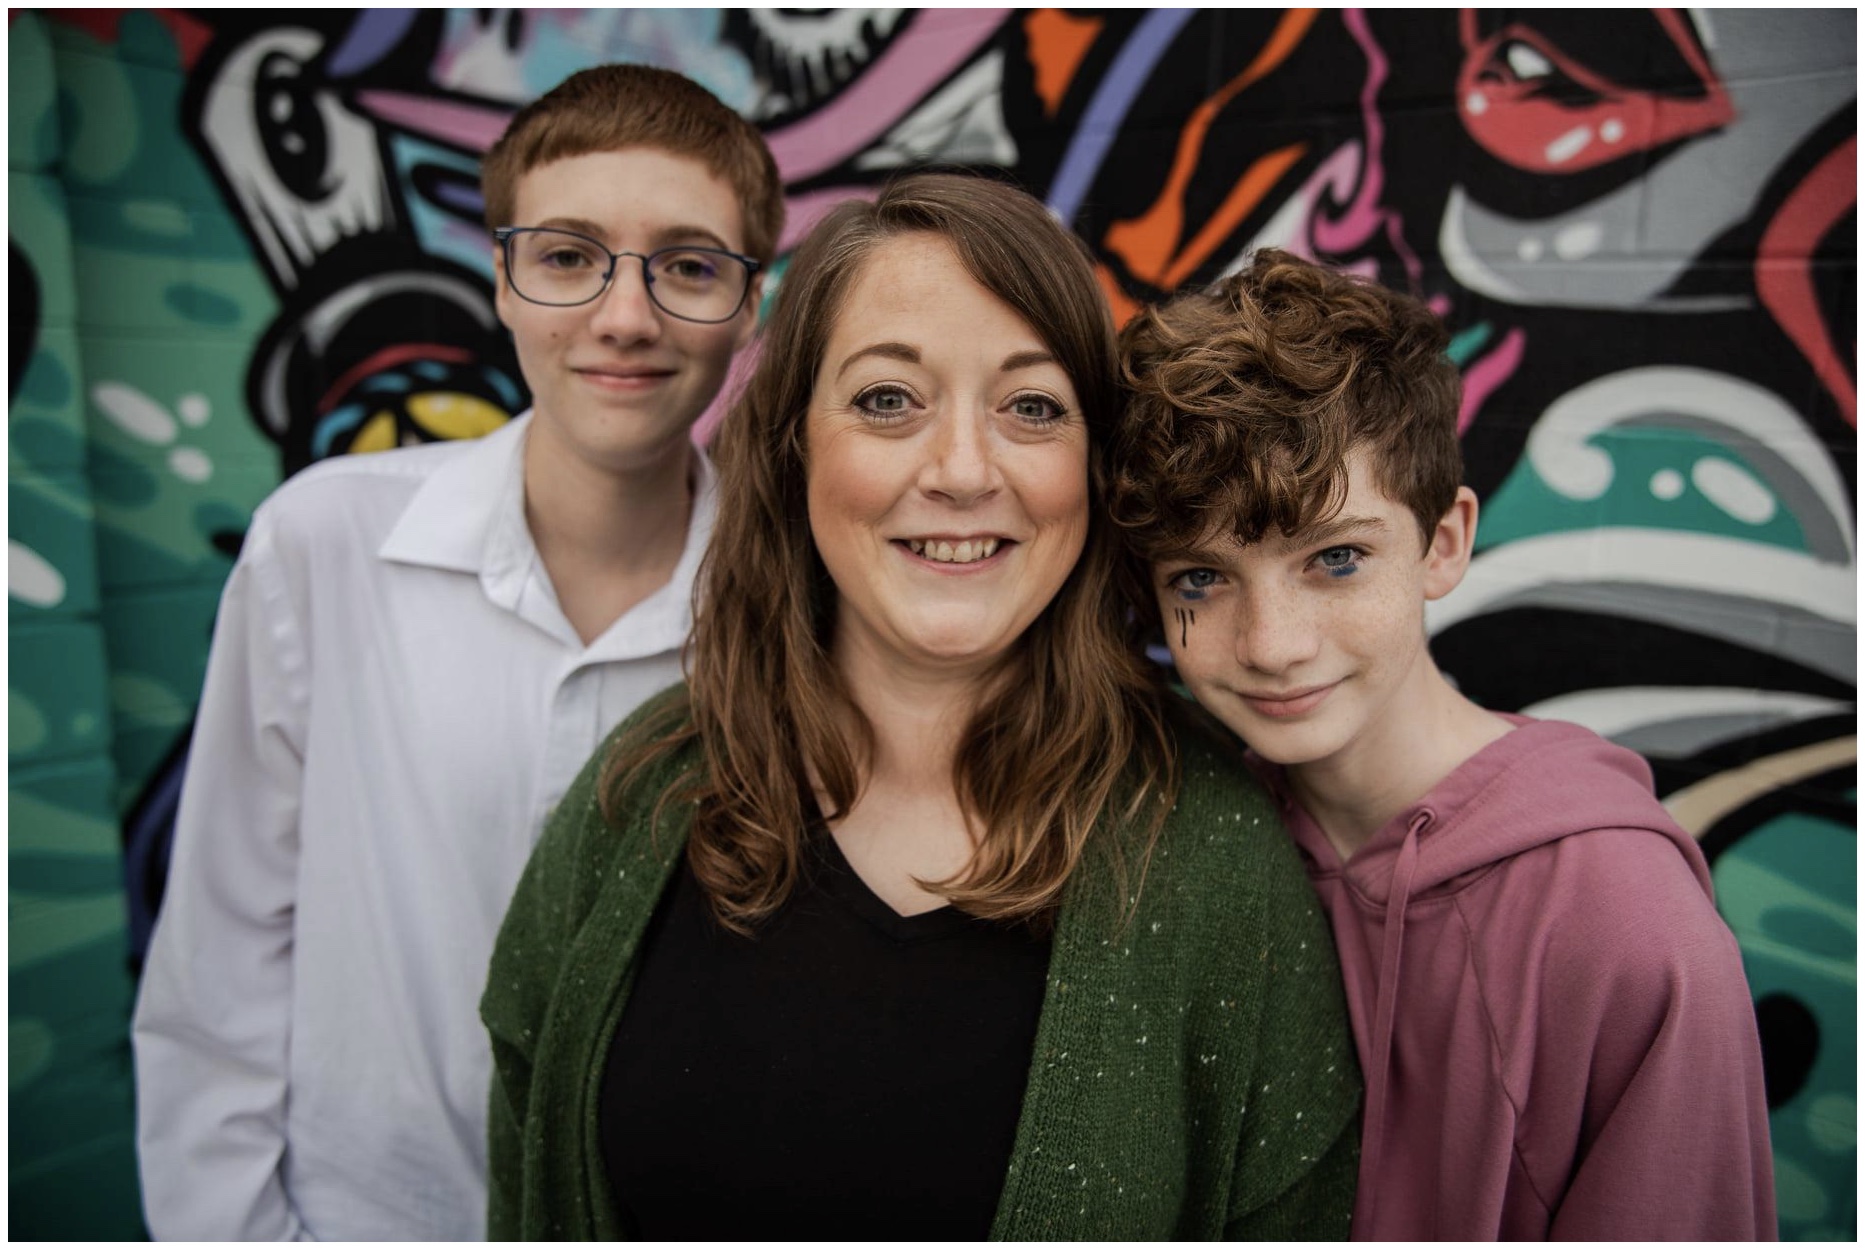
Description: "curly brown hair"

(1109, 248), (1462, 566)
(480, 64), (784, 264)
(603, 172), (1176, 935)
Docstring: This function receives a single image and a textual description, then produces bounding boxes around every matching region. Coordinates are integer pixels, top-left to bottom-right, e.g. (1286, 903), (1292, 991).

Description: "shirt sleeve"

(1543, 852), (1778, 1239)
(130, 510), (314, 1240)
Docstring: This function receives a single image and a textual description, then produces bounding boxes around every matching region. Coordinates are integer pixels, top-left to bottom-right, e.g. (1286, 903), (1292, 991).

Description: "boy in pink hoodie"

(1108, 249), (1777, 1240)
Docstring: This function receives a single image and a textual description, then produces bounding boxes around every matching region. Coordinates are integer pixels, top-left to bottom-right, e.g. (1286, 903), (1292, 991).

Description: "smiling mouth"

(575, 366), (675, 384)
(898, 537), (1008, 565)
(1241, 683), (1337, 718)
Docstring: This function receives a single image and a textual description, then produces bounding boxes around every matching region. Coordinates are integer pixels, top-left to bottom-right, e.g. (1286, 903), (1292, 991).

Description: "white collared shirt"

(131, 414), (715, 1241)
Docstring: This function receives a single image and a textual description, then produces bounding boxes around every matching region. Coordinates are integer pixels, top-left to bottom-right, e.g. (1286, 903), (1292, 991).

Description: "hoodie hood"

(1261, 715), (1717, 1238)
(1275, 715), (1713, 906)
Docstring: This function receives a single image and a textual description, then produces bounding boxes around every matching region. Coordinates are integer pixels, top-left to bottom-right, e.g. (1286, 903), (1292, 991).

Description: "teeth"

(905, 538), (1002, 564)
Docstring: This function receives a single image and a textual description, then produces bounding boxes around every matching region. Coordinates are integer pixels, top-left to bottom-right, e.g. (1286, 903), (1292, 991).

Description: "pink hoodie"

(1266, 716), (1777, 1240)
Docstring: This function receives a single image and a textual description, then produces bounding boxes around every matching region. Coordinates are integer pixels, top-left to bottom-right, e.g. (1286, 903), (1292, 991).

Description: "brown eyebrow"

(836, 344), (1058, 381)
(1152, 514), (1391, 566)
(1000, 349), (1056, 373)
(836, 342), (921, 378)
(530, 217), (735, 253)
(1276, 514), (1391, 551)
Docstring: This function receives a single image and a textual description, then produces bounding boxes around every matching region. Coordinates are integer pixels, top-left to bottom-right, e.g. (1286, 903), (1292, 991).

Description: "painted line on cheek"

(1175, 607), (1195, 648)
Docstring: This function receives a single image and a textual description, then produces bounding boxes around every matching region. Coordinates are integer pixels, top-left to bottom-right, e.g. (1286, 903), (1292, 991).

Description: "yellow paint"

(408, 392), (511, 441)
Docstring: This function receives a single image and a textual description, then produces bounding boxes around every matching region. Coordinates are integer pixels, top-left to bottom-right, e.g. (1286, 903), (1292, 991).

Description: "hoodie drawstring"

(1353, 809), (1429, 1235)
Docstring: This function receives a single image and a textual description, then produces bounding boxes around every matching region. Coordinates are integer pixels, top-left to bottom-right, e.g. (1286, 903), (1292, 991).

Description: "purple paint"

(1046, 9), (1196, 226)
(762, 9), (1011, 183)
(326, 10), (419, 79)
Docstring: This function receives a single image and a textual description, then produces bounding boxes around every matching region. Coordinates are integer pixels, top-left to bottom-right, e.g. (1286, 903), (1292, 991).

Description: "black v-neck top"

(598, 830), (1053, 1240)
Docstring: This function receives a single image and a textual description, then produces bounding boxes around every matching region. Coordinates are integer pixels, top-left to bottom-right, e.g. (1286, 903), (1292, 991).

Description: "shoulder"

(246, 441), (473, 550)
(1157, 708), (1309, 906)
(1462, 825), (1746, 1052)
(542, 684), (701, 865)
(1534, 827), (1735, 974)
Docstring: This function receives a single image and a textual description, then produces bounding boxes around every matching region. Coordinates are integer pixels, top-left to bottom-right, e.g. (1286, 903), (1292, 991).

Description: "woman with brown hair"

(481, 173), (1359, 1240)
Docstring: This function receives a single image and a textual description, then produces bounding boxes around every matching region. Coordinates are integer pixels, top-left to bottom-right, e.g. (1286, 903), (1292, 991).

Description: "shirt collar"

(376, 411), (720, 659)
(377, 411), (532, 575)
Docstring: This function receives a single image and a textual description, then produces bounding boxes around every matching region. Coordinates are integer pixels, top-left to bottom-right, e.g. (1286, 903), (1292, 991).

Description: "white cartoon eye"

(195, 26), (390, 289)
(735, 9), (907, 120)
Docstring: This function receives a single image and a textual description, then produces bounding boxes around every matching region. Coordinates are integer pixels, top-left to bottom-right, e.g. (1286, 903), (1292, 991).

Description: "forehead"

(826, 234), (1043, 353)
(509, 145), (745, 248)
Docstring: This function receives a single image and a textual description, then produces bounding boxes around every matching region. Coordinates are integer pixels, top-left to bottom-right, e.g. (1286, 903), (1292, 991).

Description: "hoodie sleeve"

(1534, 830), (1777, 1240)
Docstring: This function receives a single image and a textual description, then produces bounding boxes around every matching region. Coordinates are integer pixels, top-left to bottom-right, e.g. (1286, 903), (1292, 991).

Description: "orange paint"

(1105, 8), (1320, 285)
(1025, 9), (1104, 118)
(1161, 142), (1307, 289)
(1094, 262), (1142, 331)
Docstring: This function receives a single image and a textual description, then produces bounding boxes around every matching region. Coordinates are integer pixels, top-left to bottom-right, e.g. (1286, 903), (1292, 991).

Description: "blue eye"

(853, 385), (915, 420)
(1316, 546), (1362, 578)
(1168, 568), (1221, 600)
(1008, 393), (1066, 424)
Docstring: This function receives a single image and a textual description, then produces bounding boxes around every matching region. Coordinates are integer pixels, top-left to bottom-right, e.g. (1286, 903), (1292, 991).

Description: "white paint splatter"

(1553, 220), (1605, 260)
(1650, 468), (1686, 500)
(9, 541), (66, 608)
(1506, 42), (1553, 78)
(1692, 456), (1776, 525)
(1545, 125), (1592, 165)
(168, 446), (214, 483)
(93, 381), (177, 445)
(176, 393), (211, 427)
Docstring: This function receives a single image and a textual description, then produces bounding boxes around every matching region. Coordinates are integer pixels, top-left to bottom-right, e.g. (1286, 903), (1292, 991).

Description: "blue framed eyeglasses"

(494, 226), (760, 324)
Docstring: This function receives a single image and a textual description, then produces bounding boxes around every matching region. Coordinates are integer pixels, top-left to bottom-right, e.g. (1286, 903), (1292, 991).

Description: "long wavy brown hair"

(603, 172), (1177, 934)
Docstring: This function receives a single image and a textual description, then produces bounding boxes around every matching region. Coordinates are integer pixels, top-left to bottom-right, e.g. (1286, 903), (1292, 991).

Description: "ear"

(492, 246), (515, 333)
(732, 273), (765, 352)
(1422, 486), (1479, 601)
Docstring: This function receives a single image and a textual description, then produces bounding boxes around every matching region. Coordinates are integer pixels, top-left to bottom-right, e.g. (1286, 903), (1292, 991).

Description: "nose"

(920, 406), (1000, 506)
(587, 256), (664, 345)
(1235, 584), (1321, 676)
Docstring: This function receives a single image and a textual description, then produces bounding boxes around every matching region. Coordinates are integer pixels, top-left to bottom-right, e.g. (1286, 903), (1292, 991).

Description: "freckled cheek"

(806, 437), (910, 543)
(1012, 444), (1090, 539)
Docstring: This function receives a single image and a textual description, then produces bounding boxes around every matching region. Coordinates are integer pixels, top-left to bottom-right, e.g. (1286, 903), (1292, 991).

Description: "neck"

(833, 630), (1001, 791)
(1286, 656), (1512, 861)
(520, 417), (696, 644)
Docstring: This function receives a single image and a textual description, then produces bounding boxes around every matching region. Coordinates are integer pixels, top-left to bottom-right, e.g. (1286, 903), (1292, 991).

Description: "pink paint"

(355, 89), (514, 155)
(763, 9), (1010, 182)
(780, 186), (880, 254)
(691, 335), (761, 449)
(1305, 11), (1425, 290)
(1457, 327), (1525, 434)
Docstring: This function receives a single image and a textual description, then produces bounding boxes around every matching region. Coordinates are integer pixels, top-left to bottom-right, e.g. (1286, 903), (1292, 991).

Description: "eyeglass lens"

(505, 229), (749, 322)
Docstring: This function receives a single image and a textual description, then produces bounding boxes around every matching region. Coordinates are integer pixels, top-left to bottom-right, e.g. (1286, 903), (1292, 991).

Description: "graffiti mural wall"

(7, 8), (1854, 1238)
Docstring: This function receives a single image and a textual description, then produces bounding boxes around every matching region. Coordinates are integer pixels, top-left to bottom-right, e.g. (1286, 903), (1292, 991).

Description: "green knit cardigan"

(482, 689), (1360, 1240)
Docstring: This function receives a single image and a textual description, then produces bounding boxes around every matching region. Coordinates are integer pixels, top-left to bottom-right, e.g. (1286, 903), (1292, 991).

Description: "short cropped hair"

(480, 64), (784, 263)
(1109, 248), (1462, 561)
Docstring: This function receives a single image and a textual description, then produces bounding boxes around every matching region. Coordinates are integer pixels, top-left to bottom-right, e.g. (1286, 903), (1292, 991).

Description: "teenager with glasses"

(132, 65), (782, 1240)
